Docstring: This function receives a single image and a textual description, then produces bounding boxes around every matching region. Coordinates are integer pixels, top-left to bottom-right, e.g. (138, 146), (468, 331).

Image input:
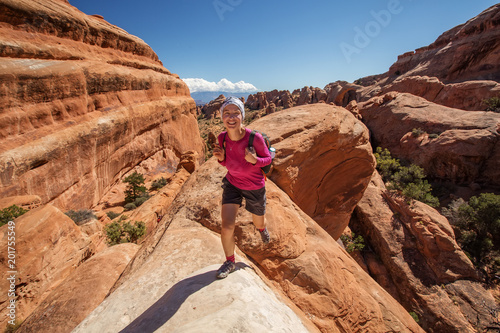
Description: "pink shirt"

(218, 128), (272, 190)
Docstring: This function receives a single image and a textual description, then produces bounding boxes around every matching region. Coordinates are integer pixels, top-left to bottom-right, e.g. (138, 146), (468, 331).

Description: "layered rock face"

(351, 172), (499, 332)
(250, 104), (376, 240)
(0, 0), (204, 210)
(359, 92), (500, 186)
(388, 4), (500, 83)
(0, 205), (103, 329)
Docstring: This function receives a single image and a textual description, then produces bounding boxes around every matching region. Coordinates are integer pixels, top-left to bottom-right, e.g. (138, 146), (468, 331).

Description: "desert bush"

(124, 203), (137, 211)
(340, 233), (365, 253)
(105, 215), (146, 245)
(443, 193), (500, 279)
(134, 195), (150, 207)
(123, 171), (147, 203)
(4, 319), (23, 332)
(65, 209), (96, 226)
(411, 128), (425, 137)
(149, 177), (168, 191)
(483, 96), (500, 113)
(374, 147), (401, 182)
(375, 147), (439, 207)
(0, 205), (28, 227)
(106, 211), (120, 220)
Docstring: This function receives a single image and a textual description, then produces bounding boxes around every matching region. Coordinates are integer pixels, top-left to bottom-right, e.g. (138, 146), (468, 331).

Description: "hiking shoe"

(216, 260), (236, 279)
(259, 228), (270, 244)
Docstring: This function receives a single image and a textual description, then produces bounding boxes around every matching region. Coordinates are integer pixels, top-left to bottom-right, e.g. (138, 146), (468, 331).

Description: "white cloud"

(182, 78), (258, 93)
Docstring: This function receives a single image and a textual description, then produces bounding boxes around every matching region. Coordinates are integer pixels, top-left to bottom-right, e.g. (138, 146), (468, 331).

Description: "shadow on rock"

(119, 263), (251, 333)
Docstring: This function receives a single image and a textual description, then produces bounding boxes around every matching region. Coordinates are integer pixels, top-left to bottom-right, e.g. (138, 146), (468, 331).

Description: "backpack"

(222, 130), (275, 174)
(248, 130), (275, 174)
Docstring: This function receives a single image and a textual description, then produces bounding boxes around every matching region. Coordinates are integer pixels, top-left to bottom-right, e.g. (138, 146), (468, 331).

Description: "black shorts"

(221, 177), (266, 216)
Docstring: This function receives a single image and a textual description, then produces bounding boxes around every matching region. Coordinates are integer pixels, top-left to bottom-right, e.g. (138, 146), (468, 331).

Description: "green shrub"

(149, 177), (168, 191)
(374, 147), (401, 182)
(483, 96), (500, 113)
(409, 311), (419, 323)
(65, 209), (96, 225)
(106, 211), (120, 220)
(428, 133), (439, 139)
(443, 193), (500, 278)
(123, 221), (146, 243)
(411, 128), (425, 137)
(375, 147), (439, 207)
(340, 233), (365, 253)
(4, 319), (23, 332)
(123, 171), (147, 203)
(134, 194), (150, 207)
(0, 205), (28, 227)
(104, 215), (146, 246)
(124, 203), (137, 211)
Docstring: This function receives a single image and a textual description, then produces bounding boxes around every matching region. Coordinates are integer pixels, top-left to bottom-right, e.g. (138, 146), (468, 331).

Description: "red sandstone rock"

(250, 104), (375, 240)
(0, 0), (204, 211)
(0, 204), (101, 329)
(359, 92), (500, 186)
(177, 150), (200, 173)
(375, 76), (500, 111)
(245, 89), (294, 110)
(200, 94), (225, 119)
(17, 243), (139, 333)
(388, 4), (500, 83)
(296, 86), (313, 105)
(0, 195), (41, 210)
(245, 91), (268, 110)
(351, 172), (498, 332)
(265, 102), (276, 115)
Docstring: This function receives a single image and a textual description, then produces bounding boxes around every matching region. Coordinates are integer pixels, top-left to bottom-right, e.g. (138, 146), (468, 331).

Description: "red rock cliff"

(0, 0), (204, 210)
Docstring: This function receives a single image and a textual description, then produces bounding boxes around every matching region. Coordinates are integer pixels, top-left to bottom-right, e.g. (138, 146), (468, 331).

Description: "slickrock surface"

(352, 172), (499, 332)
(250, 104), (376, 240)
(17, 243), (139, 333)
(0, 205), (100, 329)
(0, 0), (204, 210)
(359, 92), (500, 185)
(73, 214), (317, 333)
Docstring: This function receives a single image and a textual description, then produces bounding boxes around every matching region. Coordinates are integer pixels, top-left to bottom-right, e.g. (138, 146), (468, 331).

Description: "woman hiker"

(212, 96), (272, 279)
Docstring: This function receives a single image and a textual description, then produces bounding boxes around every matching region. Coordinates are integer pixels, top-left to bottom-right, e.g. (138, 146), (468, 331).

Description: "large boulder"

(251, 104), (376, 240)
(351, 172), (498, 332)
(0, 0), (204, 211)
(359, 92), (500, 186)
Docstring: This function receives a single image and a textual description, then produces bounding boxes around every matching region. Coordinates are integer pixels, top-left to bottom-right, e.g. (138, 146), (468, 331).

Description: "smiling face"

(221, 104), (243, 130)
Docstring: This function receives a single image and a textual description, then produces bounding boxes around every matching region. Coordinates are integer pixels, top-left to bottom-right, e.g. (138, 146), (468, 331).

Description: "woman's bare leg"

(221, 203), (239, 257)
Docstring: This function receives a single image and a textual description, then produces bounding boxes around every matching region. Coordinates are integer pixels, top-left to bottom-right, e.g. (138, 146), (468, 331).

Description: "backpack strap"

(248, 130), (256, 148)
(222, 132), (227, 148)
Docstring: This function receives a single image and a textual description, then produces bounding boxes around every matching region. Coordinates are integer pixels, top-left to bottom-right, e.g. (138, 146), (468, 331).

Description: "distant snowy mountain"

(190, 91), (254, 105)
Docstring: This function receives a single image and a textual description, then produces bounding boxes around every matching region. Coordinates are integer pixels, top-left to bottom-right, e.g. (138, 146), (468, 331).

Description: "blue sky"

(69, 0), (498, 93)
